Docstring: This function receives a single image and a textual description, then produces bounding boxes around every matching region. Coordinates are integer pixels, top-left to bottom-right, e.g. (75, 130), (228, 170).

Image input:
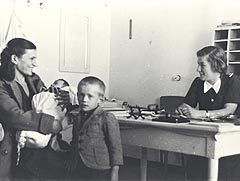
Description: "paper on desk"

(189, 121), (221, 127)
(189, 120), (235, 130)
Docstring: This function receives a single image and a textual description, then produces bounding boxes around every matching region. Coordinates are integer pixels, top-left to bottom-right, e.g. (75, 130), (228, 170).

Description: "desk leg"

(208, 158), (218, 181)
(140, 147), (147, 181)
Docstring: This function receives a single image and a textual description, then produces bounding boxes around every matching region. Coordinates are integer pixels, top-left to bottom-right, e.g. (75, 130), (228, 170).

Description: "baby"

(16, 79), (77, 150)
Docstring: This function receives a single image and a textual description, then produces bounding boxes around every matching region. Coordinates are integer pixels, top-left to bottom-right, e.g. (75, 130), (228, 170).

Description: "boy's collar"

(81, 107), (97, 115)
(80, 106), (103, 116)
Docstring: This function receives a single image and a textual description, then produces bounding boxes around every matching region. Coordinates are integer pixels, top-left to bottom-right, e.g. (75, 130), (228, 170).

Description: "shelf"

(214, 41), (227, 51)
(229, 41), (240, 51)
(214, 30), (228, 40)
(230, 29), (240, 39)
(227, 64), (240, 75)
(214, 26), (240, 75)
(230, 38), (240, 41)
(229, 61), (240, 65)
(216, 26), (240, 30)
(229, 50), (240, 53)
(228, 52), (240, 65)
(214, 39), (228, 42)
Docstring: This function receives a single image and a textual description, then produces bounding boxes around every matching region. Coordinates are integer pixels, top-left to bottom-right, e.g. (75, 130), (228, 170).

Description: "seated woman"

(177, 46), (240, 180)
(0, 38), (68, 180)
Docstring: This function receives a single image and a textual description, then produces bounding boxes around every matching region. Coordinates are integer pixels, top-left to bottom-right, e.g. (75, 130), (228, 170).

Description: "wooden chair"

(159, 96), (187, 178)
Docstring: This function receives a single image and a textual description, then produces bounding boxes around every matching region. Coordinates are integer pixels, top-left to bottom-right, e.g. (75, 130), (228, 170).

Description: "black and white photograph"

(1, 0), (240, 180)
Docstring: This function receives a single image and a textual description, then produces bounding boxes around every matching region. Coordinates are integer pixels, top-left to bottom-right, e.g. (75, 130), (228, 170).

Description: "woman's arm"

(177, 103), (238, 119)
(0, 81), (61, 134)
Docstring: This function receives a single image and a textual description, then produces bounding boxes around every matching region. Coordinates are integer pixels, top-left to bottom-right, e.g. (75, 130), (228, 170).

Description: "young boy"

(67, 76), (123, 181)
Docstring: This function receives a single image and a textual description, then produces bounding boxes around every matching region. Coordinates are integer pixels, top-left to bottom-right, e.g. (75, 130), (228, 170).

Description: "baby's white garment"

(17, 92), (66, 149)
(32, 91), (66, 120)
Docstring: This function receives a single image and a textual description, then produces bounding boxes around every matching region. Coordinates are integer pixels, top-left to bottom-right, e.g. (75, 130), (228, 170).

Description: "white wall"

(2, 0), (240, 104)
(207, 0), (240, 30)
(109, 0), (240, 107)
(109, 0), (213, 107)
(0, 0), (111, 95)
(109, 0), (240, 165)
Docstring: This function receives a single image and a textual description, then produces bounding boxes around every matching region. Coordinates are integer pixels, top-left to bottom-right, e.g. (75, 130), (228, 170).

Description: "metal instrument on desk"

(127, 104), (165, 119)
(125, 104), (240, 124)
(126, 104), (187, 123)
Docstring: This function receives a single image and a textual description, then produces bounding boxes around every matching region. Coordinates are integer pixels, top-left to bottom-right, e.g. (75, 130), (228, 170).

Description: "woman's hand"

(177, 103), (204, 118)
(52, 119), (63, 134)
(55, 89), (70, 109)
(183, 104), (199, 118)
(176, 103), (190, 116)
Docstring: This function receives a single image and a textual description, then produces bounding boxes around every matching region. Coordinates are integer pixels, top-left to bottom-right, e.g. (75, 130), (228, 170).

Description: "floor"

(119, 157), (187, 181)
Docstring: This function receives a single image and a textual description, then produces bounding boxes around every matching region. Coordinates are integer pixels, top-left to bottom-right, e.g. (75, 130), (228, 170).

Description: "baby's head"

(77, 76), (105, 111)
(52, 79), (69, 89)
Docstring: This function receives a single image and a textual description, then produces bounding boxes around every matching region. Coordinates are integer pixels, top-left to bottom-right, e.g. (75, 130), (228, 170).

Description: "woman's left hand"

(178, 104), (202, 118)
(55, 89), (70, 109)
(184, 105), (199, 118)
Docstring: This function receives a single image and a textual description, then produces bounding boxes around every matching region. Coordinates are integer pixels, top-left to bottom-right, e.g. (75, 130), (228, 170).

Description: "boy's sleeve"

(104, 113), (123, 166)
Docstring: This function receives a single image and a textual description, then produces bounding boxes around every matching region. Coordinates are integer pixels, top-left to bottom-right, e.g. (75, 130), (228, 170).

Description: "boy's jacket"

(72, 106), (123, 169)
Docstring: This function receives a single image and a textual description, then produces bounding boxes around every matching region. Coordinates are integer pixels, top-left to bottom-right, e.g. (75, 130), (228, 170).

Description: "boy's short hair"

(196, 46), (227, 74)
(52, 79), (70, 88)
(78, 76), (105, 96)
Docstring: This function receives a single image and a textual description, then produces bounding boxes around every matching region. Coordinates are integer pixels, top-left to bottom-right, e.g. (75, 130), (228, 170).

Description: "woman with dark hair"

(0, 38), (67, 180)
(177, 46), (240, 180)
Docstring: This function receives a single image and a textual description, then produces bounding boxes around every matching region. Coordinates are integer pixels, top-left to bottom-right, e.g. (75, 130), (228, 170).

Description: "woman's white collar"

(204, 78), (221, 94)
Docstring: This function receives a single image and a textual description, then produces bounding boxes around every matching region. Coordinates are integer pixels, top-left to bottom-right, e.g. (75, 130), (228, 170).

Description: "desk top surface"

(118, 116), (240, 134)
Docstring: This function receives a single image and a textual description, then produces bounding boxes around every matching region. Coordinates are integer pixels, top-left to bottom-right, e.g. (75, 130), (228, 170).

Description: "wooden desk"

(118, 117), (240, 181)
